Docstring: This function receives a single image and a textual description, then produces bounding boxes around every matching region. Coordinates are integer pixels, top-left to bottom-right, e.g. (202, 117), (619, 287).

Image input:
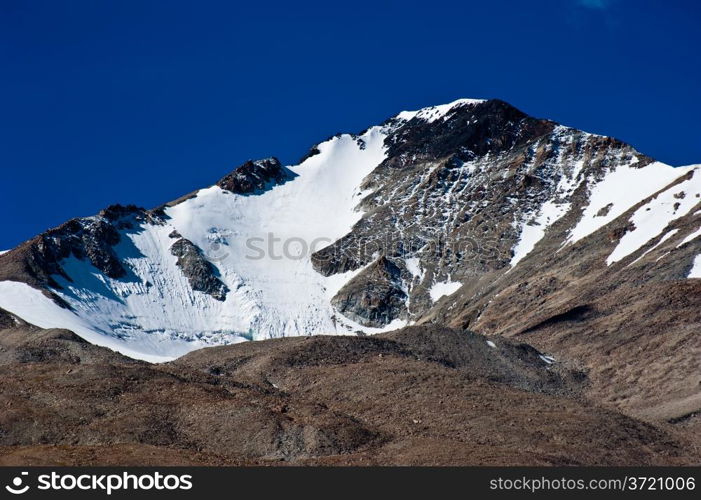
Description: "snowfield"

(0, 280), (180, 362)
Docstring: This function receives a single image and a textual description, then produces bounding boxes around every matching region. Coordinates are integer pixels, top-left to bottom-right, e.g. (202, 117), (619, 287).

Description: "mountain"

(0, 98), (699, 430)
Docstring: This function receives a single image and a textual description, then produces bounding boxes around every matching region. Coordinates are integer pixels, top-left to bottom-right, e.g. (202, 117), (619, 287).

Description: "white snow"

(429, 280), (462, 302)
(627, 229), (678, 266)
(607, 166), (701, 264)
(404, 257), (425, 282)
(396, 98), (485, 123)
(567, 161), (692, 245)
(0, 281), (181, 362)
(689, 254), (701, 278)
(511, 198), (571, 266)
(677, 226), (701, 247)
(510, 137), (587, 266)
(165, 127), (390, 341)
(539, 354), (555, 365)
(0, 250), (7, 255)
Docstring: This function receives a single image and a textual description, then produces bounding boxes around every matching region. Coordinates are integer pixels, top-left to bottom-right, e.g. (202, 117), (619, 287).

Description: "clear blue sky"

(1, 0), (699, 249)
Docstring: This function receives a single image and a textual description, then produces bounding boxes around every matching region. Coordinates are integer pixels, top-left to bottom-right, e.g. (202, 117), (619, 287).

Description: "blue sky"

(1, 0), (699, 249)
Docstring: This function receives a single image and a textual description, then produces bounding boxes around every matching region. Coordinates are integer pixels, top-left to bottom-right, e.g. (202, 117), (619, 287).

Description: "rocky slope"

(0, 97), (699, 430)
(0, 311), (696, 466)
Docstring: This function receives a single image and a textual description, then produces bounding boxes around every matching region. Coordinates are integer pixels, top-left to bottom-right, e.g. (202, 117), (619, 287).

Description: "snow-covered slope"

(0, 126), (403, 360)
(0, 99), (699, 362)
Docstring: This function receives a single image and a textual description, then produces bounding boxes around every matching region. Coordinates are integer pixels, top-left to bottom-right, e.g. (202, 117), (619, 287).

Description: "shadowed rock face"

(0, 320), (697, 466)
(383, 99), (557, 164)
(0, 204), (167, 292)
(169, 238), (228, 301)
(0, 215), (124, 289)
(331, 256), (408, 327)
(216, 157), (296, 195)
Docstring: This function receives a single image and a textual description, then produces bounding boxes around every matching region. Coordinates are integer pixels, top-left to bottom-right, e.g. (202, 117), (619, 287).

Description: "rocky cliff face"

(0, 98), (699, 426)
(169, 237), (228, 301)
(331, 256), (408, 327)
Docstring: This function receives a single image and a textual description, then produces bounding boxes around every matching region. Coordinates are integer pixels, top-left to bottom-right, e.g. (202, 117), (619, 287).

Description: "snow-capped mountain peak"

(0, 99), (698, 362)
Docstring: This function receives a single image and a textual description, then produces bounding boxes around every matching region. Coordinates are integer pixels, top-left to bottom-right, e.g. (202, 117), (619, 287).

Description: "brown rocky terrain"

(0, 307), (697, 466)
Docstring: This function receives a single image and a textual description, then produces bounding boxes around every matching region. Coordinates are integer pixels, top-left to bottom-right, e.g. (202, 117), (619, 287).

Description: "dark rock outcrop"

(170, 238), (228, 301)
(331, 256), (407, 327)
(383, 99), (556, 165)
(298, 146), (321, 163)
(216, 157), (296, 195)
(0, 204), (171, 291)
(0, 217), (125, 289)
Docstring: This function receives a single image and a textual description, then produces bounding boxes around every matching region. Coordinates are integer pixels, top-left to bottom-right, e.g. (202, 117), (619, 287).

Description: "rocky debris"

(0, 322), (695, 466)
(100, 203), (167, 226)
(169, 238), (228, 301)
(216, 157), (296, 195)
(0, 308), (26, 330)
(98, 204), (143, 221)
(595, 203), (614, 217)
(331, 256), (408, 327)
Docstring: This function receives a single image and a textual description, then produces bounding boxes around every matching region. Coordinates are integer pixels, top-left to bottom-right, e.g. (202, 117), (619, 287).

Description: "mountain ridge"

(0, 98), (698, 401)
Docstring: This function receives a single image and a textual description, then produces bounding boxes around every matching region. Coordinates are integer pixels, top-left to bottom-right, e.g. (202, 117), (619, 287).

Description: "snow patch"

(396, 98), (485, 123)
(607, 167), (701, 264)
(539, 354), (555, 365)
(511, 198), (569, 266)
(429, 280), (462, 302)
(0, 281), (183, 362)
(677, 226), (701, 248)
(405, 257), (424, 282)
(510, 151), (586, 266)
(628, 229), (679, 266)
(567, 161), (691, 245)
(688, 254), (701, 278)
